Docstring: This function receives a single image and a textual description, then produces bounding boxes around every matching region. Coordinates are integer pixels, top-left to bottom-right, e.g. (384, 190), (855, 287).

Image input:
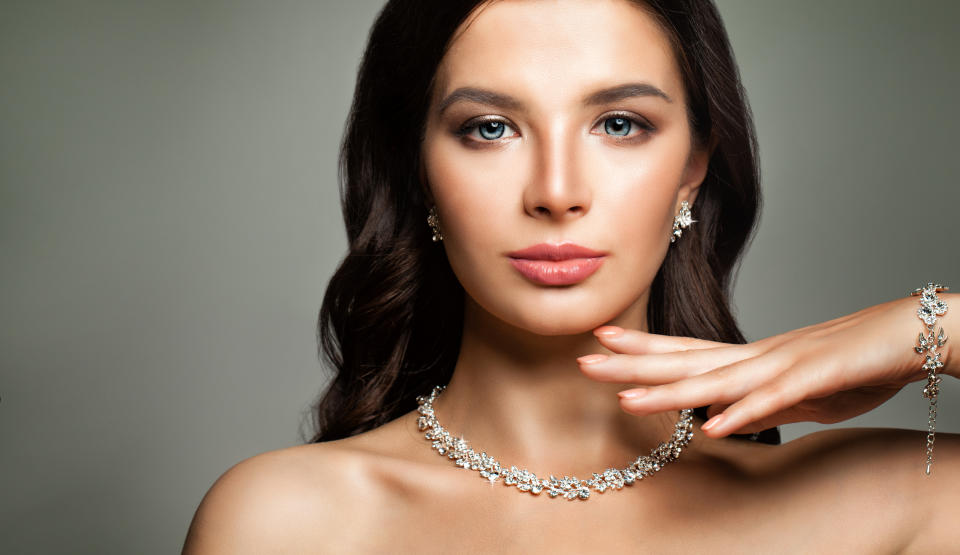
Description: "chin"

(492, 295), (627, 337)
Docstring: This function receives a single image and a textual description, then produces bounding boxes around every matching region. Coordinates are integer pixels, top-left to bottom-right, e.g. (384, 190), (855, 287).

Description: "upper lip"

(507, 242), (608, 261)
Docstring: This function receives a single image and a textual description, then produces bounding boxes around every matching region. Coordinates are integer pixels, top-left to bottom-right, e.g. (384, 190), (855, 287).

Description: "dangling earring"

(670, 200), (695, 243)
(427, 205), (444, 242)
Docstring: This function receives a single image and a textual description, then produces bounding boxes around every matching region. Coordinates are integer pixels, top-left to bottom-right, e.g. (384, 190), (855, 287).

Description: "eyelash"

(595, 112), (657, 141)
(453, 112), (655, 143)
(453, 116), (515, 141)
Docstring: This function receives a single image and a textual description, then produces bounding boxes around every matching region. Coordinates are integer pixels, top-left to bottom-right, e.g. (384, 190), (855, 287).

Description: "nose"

(522, 128), (592, 222)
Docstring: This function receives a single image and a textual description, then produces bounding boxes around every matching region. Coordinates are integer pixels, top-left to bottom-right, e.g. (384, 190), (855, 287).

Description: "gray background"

(2, 1), (957, 553)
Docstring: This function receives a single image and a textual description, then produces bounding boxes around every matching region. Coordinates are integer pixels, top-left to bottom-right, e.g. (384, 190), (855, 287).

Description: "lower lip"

(508, 257), (606, 286)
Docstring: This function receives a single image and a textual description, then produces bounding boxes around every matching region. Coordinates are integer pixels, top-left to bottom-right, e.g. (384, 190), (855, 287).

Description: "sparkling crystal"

(918, 297), (947, 326)
(923, 353), (944, 371)
(415, 385), (694, 501)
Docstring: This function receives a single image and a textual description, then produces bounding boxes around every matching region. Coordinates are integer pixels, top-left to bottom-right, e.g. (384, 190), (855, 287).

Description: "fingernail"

(577, 354), (608, 364)
(618, 389), (647, 399)
(702, 414), (725, 431)
(594, 326), (624, 338)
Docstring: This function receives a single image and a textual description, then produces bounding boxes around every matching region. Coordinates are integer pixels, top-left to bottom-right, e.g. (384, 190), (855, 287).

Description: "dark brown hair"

(308, 0), (779, 445)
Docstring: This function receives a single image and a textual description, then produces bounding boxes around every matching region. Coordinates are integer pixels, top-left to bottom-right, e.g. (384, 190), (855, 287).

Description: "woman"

(183, 0), (957, 552)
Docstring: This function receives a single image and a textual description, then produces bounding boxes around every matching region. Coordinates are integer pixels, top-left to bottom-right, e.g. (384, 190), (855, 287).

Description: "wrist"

(909, 284), (952, 475)
(907, 288), (957, 380)
(938, 292), (958, 379)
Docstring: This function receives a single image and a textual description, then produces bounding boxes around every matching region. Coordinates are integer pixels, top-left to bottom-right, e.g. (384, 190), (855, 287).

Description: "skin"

(182, 1), (959, 553)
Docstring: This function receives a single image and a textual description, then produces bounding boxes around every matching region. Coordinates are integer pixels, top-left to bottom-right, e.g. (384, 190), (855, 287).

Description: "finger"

(705, 403), (731, 419)
(578, 346), (756, 385)
(703, 403), (791, 432)
(616, 354), (783, 414)
(699, 368), (816, 437)
(592, 326), (735, 354)
(728, 410), (806, 434)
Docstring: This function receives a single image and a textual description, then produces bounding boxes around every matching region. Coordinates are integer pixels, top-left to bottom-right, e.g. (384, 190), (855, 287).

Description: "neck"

(430, 294), (686, 478)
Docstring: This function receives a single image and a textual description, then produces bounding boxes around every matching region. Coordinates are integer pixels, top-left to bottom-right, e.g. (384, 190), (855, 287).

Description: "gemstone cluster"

(415, 384), (695, 501)
(911, 282), (950, 475)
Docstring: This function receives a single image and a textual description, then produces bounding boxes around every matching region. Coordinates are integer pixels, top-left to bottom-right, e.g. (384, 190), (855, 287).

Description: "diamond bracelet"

(912, 283), (950, 475)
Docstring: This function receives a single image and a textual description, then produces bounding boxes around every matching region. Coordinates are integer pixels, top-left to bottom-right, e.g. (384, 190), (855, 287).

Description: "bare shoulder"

(779, 425), (960, 480)
(777, 426), (960, 554)
(181, 441), (373, 554)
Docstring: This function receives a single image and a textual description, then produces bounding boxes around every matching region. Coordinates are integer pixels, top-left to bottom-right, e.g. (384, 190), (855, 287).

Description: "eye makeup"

(452, 110), (656, 146)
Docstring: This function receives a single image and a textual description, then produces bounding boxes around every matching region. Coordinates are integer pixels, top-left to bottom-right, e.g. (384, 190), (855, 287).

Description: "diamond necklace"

(415, 384), (695, 501)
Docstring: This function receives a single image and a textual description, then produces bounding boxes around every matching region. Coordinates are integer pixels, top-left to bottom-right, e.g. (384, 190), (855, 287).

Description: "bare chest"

(330, 461), (910, 554)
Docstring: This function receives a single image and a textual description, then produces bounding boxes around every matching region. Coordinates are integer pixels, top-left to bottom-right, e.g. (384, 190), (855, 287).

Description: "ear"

(677, 135), (716, 207)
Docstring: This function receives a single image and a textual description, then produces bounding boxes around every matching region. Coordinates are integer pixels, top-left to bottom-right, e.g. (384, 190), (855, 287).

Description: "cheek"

(421, 138), (516, 294)
(422, 134), (528, 248)
(612, 170), (677, 242)
(583, 140), (689, 313)
(598, 171), (675, 305)
(594, 140), (688, 249)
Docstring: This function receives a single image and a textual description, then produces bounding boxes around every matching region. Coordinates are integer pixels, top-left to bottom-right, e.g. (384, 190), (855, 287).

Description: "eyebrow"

(584, 82), (673, 105)
(436, 82), (673, 115)
(437, 87), (523, 115)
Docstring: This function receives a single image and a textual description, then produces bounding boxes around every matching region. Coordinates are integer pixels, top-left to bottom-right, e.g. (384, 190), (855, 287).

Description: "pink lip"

(507, 242), (607, 286)
(507, 242), (607, 260)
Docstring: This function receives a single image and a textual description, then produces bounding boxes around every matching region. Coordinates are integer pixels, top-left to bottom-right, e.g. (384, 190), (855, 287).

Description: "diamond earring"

(671, 200), (695, 243)
(427, 205), (444, 242)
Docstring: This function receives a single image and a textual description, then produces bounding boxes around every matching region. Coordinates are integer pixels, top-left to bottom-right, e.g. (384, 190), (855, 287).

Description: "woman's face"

(422, 0), (710, 335)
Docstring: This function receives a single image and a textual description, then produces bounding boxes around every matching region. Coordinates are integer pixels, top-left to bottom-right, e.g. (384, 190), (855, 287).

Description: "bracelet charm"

(911, 283), (949, 475)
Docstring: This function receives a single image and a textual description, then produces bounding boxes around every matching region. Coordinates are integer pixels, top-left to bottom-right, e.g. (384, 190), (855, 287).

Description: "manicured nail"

(577, 354), (608, 364)
(593, 326), (624, 338)
(618, 389), (647, 399)
(702, 414), (725, 431)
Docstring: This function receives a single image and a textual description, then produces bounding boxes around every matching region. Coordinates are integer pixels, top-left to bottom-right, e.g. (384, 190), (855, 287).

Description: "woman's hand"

(576, 293), (957, 438)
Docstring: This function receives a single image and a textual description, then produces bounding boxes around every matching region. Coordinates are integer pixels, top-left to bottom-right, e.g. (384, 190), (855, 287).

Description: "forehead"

(434, 0), (682, 106)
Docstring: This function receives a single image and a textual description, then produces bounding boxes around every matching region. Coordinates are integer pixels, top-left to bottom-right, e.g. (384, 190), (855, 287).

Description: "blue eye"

(478, 121), (505, 140)
(455, 118), (517, 142)
(596, 113), (655, 140)
(604, 117), (632, 136)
